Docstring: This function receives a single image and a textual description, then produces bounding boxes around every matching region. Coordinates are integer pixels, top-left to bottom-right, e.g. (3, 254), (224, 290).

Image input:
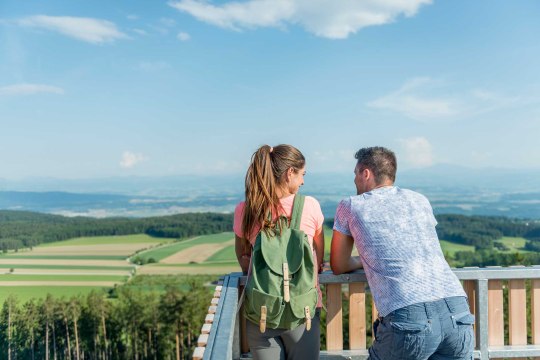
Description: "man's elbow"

(330, 258), (345, 275)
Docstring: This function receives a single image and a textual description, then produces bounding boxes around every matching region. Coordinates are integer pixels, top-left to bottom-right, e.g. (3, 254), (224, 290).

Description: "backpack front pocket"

(247, 287), (285, 325)
(289, 287), (318, 319)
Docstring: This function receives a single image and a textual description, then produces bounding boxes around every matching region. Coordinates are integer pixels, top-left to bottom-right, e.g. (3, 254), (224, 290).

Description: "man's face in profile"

(354, 164), (367, 195)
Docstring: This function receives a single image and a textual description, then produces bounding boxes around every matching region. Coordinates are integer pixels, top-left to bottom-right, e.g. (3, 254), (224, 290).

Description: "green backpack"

(244, 194), (318, 332)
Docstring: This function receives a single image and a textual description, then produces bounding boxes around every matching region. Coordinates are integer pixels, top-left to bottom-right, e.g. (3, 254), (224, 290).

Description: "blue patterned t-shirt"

(333, 186), (466, 317)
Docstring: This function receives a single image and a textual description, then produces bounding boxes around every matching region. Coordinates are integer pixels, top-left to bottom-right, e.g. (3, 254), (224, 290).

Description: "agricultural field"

(2, 228), (530, 303)
(0, 234), (171, 302)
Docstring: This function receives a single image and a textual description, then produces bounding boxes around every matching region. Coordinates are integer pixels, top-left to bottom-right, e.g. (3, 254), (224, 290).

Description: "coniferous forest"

(0, 276), (213, 360)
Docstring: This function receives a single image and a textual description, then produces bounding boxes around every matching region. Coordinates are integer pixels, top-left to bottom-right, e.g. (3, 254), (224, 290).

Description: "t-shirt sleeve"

(333, 198), (352, 236)
(233, 202), (245, 238)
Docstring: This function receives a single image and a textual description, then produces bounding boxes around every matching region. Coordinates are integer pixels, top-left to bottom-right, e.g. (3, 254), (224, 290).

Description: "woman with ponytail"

(234, 144), (325, 359)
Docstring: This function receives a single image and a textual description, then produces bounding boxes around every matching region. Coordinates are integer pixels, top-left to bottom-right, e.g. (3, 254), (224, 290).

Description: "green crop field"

(205, 245), (236, 262)
(439, 240), (476, 255)
(0, 275), (128, 282)
(40, 234), (169, 247)
(0, 286), (111, 304)
(0, 255), (127, 260)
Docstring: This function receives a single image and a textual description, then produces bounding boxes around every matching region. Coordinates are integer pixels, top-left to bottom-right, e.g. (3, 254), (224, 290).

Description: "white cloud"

(120, 151), (148, 169)
(17, 15), (128, 44)
(169, 0), (432, 39)
(133, 28), (148, 36)
(177, 31), (191, 41)
(0, 83), (64, 96)
(160, 18), (177, 27)
(399, 137), (433, 167)
(368, 77), (528, 122)
(368, 77), (460, 121)
(136, 61), (171, 71)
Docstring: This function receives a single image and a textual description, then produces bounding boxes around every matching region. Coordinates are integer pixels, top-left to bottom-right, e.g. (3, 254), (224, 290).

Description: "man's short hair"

(355, 147), (397, 184)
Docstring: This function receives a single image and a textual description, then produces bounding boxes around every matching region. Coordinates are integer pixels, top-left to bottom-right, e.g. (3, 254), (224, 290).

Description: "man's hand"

(330, 230), (363, 274)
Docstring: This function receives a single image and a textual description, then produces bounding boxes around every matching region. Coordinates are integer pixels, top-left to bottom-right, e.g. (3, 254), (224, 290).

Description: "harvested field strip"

(27, 243), (159, 256)
(0, 286), (109, 303)
(0, 255), (127, 260)
(0, 264), (134, 271)
(8, 269), (131, 275)
(150, 262), (238, 267)
(205, 245), (236, 262)
(0, 259), (129, 266)
(137, 264), (240, 275)
(41, 234), (171, 247)
(0, 275), (128, 282)
(161, 239), (234, 264)
(137, 232), (235, 262)
(0, 281), (119, 286)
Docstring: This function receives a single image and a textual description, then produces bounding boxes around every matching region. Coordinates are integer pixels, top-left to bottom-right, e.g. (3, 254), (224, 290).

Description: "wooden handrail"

(195, 266), (540, 360)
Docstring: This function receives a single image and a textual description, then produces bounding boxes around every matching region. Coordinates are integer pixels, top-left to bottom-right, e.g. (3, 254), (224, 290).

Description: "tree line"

(0, 211), (233, 252)
(0, 276), (212, 360)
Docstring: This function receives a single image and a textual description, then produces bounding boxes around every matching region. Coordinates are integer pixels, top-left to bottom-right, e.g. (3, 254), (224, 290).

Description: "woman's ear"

(286, 167), (294, 182)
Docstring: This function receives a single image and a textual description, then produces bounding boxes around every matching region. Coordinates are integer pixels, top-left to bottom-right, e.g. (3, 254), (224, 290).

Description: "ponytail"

(241, 144), (305, 251)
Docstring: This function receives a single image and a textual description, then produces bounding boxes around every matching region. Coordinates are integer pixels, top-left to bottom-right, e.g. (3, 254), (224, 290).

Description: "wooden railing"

(194, 266), (540, 360)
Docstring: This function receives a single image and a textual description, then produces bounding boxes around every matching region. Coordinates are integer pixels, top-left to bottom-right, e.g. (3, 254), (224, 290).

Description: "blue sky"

(1, 0), (539, 180)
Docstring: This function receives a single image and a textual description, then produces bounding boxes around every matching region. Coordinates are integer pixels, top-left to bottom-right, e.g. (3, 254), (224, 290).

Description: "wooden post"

(532, 279), (540, 360)
(488, 280), (504, 346)
(463, 280), (476, 347)
(509, 279), (527, 360)
(326, 284), (343, 350)
(348, 283), (366, 350)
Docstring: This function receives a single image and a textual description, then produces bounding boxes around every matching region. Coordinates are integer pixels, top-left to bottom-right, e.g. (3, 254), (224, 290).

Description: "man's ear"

(363, 168), (371, 180)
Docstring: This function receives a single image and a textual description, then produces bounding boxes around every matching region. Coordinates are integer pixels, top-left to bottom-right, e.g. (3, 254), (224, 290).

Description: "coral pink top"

(234, 194), (325, 307)
(233, 194), (324, 244)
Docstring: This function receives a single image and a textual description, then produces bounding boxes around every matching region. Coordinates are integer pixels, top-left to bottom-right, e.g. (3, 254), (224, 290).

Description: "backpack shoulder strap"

(290, 194), (305, 230)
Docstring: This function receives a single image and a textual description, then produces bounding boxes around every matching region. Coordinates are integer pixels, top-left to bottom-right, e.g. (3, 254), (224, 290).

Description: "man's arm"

(330, 230), (362, 275)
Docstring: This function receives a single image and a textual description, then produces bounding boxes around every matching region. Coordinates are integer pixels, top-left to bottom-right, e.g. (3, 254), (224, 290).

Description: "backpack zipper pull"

(260, 306), (267, 333)
(283, 263), (290, 302)
(305, 306), (311, 331)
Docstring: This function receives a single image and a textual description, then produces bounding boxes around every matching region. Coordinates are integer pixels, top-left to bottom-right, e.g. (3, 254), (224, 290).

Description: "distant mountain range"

(1, 165), (539, 219)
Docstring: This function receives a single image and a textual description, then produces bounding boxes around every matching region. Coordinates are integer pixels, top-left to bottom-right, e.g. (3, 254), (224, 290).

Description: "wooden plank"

(205, 314), (214, 324)
(211, 297), (219, 305)
(508, 279), (527, 358)
(463, 280), (476, 316)
(326, 284), (343, 350)
(215, 285), (223, 292)
(463, 280), (476, 347)
(348, 283), (366, 350)
(532, 279), (540, 360)
(214, 291), (221, 298)
(208, 306), (217, 314)
(197, 334), (209, 347)
(201, 323), (212, 334)
(488, 280), (504, 346)
(192, 346), (205, 360)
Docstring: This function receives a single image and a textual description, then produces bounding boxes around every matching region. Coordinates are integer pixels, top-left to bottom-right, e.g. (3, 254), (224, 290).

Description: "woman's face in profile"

(287, 167), (305, 194)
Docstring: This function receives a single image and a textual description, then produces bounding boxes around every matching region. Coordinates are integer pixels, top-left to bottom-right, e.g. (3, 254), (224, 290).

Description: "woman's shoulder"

(234, 201), (246, 216)
(302, 194), (321, 206)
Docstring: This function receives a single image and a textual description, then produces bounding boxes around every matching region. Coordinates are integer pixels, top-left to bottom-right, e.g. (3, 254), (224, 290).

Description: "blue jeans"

(368, 296), (474, 360)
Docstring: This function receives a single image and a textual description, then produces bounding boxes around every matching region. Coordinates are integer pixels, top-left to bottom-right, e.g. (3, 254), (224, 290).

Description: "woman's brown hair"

(241, 144), (305, 251)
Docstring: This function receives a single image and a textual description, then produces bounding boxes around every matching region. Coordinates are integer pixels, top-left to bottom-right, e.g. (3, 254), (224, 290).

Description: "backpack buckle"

(305, 306), (311, 331)
(260, 306), (267, 333)
(283, 263), (290, 303)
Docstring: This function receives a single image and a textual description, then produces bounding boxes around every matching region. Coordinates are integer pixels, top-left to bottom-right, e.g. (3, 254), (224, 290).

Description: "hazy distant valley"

(1, 165), (539, 219)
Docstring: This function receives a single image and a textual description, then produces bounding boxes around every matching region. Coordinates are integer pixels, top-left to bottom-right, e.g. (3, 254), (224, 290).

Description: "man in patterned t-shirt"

(330, 146), (474, 360)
